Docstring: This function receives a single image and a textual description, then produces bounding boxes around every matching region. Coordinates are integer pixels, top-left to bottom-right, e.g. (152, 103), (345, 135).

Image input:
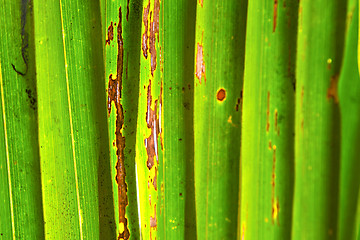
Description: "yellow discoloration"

(272, 199), (279, 221)
(120, 222), (124, 233)
(241, 222), (246, 240)
(227, 115), (237, 127)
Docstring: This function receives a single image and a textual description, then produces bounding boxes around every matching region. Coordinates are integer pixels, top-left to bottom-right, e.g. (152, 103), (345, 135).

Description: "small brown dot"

(217, 88), (226, 101)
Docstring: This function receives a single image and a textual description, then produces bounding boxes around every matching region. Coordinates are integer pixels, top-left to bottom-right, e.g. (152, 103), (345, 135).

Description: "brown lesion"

(149, 204), (157, 240)
(107, 7), (130, 240)
(142, 0), (150, 59)
(144, 79), (161, 170)
(150, 204), (157, 228)
(149, 0), (160, 76)
(327, 74), (339, 103)
(199, 0), (203, 7)
(216, 88), (226, 101)
(196, 42), (206, 84)
(274, 109), (279, 135)
(235, 90), (243, 112)
(105, 21), (114, 46)
(153, 167), (157, 190)
(273, 0), (278, 32)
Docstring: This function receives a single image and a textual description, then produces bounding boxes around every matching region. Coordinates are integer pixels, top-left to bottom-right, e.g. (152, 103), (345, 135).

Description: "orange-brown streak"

(273, 0), (278, 32)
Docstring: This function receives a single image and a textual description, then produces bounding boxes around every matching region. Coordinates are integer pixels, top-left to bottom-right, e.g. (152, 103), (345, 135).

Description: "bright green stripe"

(240, 0), (297, 239)
(0, 61), (15, 240)
(35, 0), (109, 239)
(0, 1), (44, 239)
(194, 0), (247, 239)
(293, 0), (346, 239)
(338, 3), (360, 240)
(162, 0), (197, 239)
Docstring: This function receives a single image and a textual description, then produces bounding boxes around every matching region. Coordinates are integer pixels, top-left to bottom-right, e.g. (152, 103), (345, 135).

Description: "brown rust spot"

(235, 90), (243, 111)
(107, 7), (130, 240)
(273, 0), (278, 32)
(149, 0), (160, 76)
(150, 204), (157, 228)
(274, 109), (279, 135)
(196, 42), (206, 83)
(216, 88), (226, 101)
(266, 92), (270, 132)
(235, 98), (241, 111)
(327, 75), (339, 103)
(199, 0), (204, 7)
(153, 167), (157, 190)
(105, 21), (114, 46)
(142, 0), (150, 58)
(144, 79), (161, 170)
(268, 140), (272, 150)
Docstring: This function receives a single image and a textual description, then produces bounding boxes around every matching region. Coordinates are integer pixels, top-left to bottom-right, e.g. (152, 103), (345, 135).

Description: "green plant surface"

(193, 0), (247, 239)
(0, 1), (44, 239)
(34, 0), (112, 239)
(292, 0), (346, 239)
(338, 3), (360, 240)
(161, 0), (197, 239)
(135, 0), (163, 239)
(240, 0), (297, 239)
(104, 0), (142, 239)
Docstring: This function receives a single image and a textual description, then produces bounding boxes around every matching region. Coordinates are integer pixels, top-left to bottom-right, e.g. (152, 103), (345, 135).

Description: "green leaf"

(338, 3), (360, 240)
(193, 0), (247, 239)
(292, 0), (346, 239)
(34, 0), (112, 239)
(162, 0), (197, 239)
(0, 1), (44, 239)
(240, 0), (297, 239)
